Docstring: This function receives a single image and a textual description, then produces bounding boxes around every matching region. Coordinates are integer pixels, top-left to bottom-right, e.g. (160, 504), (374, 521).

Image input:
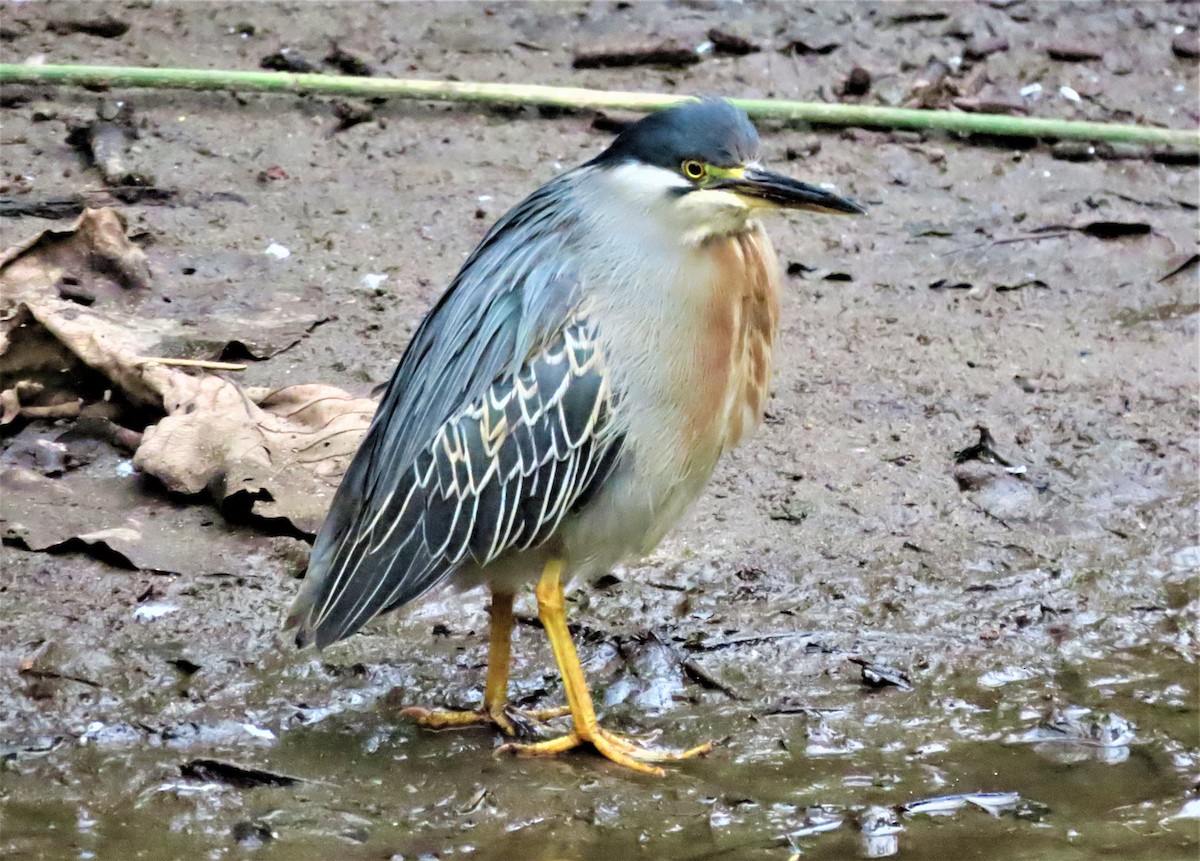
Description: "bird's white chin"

(674, 188), (756, 244)
(588, 160), (757, 246)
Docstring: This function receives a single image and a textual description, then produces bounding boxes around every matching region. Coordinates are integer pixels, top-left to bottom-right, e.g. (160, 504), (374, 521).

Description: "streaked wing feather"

(300, 179), (583, 597)
(287, 175), (590, 647)
(292, 310), (622, 648)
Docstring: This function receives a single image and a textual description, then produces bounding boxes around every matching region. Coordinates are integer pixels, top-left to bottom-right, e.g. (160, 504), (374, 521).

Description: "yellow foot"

(497, 725), (714, 776)
(401, 703), (570, 737)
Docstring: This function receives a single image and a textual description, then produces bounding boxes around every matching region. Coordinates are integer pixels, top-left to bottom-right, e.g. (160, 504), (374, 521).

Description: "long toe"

(517, 704), (572, 721)
(402, 702), (572, 737)
(401, 705), (516, 735)
(589, 726), (715, 763)
(496, 724), (714, 776)
(499, 731), (665, 776)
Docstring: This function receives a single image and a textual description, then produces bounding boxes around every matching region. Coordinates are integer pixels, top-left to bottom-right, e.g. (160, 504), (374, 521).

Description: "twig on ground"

(1, 63), (1196, 147)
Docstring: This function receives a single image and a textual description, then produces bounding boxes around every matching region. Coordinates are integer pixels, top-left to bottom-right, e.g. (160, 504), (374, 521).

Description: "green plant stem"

(2, 63), (1197, 148)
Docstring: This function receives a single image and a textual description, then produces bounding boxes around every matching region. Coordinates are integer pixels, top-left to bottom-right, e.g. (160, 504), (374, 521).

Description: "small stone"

(840, 66), (871, 97)
(1172, 32), (1199, 59)
(707, 28), (760, 55)
(965, 34), (1009, 60)
(1103, 49), (1135, 75)
(1046, 42), (1104, 61)
(1051, 142), (1096, 162)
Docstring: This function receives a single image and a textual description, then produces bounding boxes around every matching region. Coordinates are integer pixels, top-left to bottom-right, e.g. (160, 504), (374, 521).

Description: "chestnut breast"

(685, 225), (781, 458)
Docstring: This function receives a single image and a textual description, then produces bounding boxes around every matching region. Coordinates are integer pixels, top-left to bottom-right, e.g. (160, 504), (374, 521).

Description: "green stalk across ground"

(1, 63), (1197, 148)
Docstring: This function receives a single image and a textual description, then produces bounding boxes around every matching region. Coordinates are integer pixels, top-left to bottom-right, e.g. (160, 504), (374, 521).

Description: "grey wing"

(288, 310), (623, 649)
(286, 172), (602, 648)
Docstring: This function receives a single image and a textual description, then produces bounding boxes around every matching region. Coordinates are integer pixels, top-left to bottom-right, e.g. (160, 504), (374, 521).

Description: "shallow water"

(5, 652), (1196, 861)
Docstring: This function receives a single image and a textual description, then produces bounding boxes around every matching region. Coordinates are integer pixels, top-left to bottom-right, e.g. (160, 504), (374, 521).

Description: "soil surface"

(2, 2), (1198, 860)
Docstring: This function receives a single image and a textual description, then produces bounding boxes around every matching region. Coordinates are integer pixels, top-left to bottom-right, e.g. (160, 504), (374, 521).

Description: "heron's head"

(588, 98), (865, 242)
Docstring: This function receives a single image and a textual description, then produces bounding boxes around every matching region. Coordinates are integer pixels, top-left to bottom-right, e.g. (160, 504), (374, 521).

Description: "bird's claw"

(401, 703), (570, 737)
(497, 724), (715, 776)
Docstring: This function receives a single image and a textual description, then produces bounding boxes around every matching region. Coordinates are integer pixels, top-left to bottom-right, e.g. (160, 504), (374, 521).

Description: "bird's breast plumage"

(549, 219), (781, 577)
(686, 225), (780, 458)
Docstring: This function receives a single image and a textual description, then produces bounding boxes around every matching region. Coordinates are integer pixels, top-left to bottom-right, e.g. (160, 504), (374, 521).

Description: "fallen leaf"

(0, 211), (377, 534)
(0, 437), (304, 575)
(2, 208), (328, 364)
(0, 207), (152, 306)
(134, 377), (375, 531)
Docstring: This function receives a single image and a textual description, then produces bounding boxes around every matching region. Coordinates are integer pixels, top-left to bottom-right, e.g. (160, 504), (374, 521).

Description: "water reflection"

(1005, 707), (1136, 764)
(859, 805), (903, 858)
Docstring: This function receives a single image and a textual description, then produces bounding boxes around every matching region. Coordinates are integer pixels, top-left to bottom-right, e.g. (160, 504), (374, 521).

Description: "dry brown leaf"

(20, 298), (175, 409)
(1, 208), (377, 535)
(2, 206), (327, 363)
(0, 207), (151, 307)
(6, 298), (376, 532)
(134, 377), (375, 532)
(0, 380), (84, 424)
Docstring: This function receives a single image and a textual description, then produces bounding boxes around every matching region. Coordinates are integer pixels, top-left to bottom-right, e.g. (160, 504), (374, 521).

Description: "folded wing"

(290, 312), (620, 647)
(286, 173), (624, 648)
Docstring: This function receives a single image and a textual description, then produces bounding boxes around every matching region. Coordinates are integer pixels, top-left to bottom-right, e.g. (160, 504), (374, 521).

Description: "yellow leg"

(497, 559), (713, 776)
(402, 591), (568, 735)
(482, 588), (515, 717)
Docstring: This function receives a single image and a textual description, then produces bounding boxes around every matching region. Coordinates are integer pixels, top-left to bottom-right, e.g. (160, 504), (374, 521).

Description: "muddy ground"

(1, 2), (1198, 859)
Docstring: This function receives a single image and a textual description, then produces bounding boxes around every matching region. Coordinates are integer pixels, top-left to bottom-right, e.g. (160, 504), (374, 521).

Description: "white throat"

(599, 161), (756, 245)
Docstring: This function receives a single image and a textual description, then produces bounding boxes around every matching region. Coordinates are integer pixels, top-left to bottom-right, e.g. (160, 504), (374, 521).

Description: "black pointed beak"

(716, 167), (866, 215)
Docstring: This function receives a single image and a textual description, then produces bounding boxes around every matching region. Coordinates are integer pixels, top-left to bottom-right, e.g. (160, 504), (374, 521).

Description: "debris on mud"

(964, 34), (1010, 61)
(780, 34), (841, 55)
(1045, 42), (1106, 62)
(850, 656), (913, 692)
(706, 28), (760, 57)
(329, 98), (376, 136)
(1173, 31), (1200, 59)
(954, 424), (1018, 471)
(65, 100), (150, 189)
(324, 44), (376, 77)
(839, 66), (872, 98)
(45, 12), (129, 39)
(951, 425), (1035, 520)
(858, 804), (903, 858)
(573, 39), (702, 70)
(180, 758), (302, 788)
(260, 46), (320, 73)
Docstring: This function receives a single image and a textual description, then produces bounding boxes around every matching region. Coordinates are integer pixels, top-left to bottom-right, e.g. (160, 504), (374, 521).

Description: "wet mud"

(1, 2), (1197, 860)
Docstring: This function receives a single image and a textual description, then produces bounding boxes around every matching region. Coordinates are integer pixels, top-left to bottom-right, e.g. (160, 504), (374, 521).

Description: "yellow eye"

(682, 159), (706, 180)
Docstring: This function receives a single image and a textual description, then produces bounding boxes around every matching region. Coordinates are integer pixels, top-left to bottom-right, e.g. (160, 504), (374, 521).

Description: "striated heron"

(286, 98), (864, 775)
